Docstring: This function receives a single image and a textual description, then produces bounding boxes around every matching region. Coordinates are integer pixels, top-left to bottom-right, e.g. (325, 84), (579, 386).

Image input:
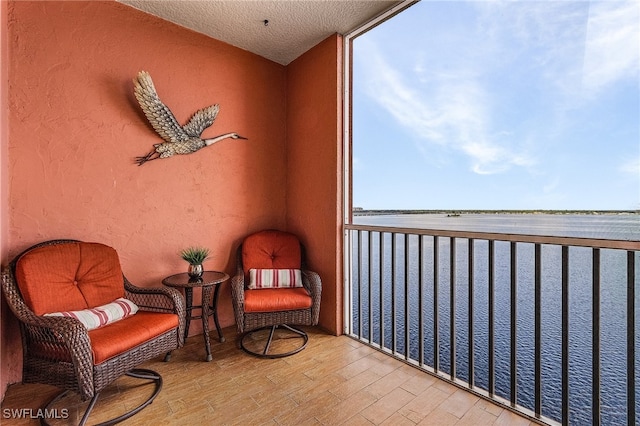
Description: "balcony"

(0, 327), (533, 425)
(1, 225), (636, 425)
(345, 224), (640, 426)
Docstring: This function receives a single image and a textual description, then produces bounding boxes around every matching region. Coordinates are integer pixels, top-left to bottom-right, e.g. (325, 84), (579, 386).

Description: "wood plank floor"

(1, 327), (536, 425)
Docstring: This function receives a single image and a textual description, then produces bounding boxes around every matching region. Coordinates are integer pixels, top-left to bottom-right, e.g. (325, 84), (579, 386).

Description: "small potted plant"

(180, 246), (210, 278)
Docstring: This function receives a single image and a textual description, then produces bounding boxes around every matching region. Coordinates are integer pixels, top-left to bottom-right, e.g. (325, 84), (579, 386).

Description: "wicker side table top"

(162, 271), (229, 288)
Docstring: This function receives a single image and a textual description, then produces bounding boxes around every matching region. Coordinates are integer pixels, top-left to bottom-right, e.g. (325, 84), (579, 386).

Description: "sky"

(351, 0), (640, 211)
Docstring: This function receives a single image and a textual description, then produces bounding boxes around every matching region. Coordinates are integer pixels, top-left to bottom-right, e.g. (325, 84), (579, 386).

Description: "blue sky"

(352, 0), (639, 210)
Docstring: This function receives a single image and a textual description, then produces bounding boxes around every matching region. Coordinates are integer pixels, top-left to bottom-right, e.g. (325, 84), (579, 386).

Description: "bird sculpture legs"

(135, 150), (161, 166)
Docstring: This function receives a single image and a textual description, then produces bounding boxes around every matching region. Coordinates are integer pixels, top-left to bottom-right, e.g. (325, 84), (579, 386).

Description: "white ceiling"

(118, 1), (401, 65)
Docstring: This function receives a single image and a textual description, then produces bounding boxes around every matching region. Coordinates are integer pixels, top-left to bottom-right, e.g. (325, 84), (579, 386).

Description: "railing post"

(357, 230), (362, 338)
(592, 248), (600, 426)
(627, 251), (635, 426)
(368, 231), (373, 345)
(488, 239), (495, 396)
(511, 241), (517, 406)
(535, 243), (542, 418)
(434, 235), (439, 372)
(405, 233), (410, 360)
(468, 238), (474, 388)
(562, 246), (569, 426)
(450, 237), (456, 380)
(379, 232), (385, 349)
(419, 235), (425, 367)
(391, 233), (397, 354)
(345, 229), (352, 335)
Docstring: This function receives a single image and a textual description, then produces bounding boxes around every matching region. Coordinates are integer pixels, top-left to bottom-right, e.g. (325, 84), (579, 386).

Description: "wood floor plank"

(439, 389), (480, 419)
(360, 387), (415, 425)
(329, 369), (382, 400)
(398, 385), (452, 420)
(315, 389), (377, 425)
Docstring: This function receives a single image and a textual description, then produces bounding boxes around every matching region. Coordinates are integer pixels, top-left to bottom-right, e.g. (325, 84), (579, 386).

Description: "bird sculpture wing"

(133, 71), (189, 143)
(182, 104), (220, 138)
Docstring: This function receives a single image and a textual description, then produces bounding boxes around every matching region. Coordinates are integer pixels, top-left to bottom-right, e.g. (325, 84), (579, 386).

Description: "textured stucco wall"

(2, 0), (288, 396)
(286, 35), (344, 335)
(2, 1), (347, 400)
(1, 0), (18, 400)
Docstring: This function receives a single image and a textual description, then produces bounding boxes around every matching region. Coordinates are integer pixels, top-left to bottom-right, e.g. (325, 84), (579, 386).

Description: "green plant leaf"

(180, 246), (210, 264)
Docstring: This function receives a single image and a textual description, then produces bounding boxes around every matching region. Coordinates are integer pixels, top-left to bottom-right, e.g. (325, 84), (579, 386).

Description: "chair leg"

(257, 324), (274, 355)
(240, 324), (309, 359)
(79, 393), (100, 426)
(41, 368), (162, 426)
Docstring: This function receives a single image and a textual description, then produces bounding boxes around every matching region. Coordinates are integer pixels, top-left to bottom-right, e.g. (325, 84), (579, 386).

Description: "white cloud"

(476, 2), (587, 69)
(476, 1), (639, 99)
(353, 0), (637, 209)
(357, 39), (533, 175)
(582, 1), (640, 94)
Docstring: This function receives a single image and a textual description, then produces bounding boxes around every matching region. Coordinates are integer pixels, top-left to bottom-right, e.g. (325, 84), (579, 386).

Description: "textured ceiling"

(118, 1), (400, 65)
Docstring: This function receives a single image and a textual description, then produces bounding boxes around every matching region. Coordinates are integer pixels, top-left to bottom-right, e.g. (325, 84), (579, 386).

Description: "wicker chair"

(230, 230), (321, 358)
(1, 240), (185, 426)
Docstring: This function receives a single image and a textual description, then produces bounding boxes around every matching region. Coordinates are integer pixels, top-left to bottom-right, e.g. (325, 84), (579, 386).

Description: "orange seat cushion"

(30, 311), (179, 364)
(242, 230), (301, 277)
(15, 242), (124, 315)
(89, 311), (179, 364)
(244, 288), (312, 313)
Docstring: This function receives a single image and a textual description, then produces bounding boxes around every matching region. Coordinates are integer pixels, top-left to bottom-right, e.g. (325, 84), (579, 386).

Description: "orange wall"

(1, 0), (345, 400)
(7, 0), (287, 299)
(1, 0), (16, 399)
(2, 0), (287, 393)
(286, 35), (344, 335)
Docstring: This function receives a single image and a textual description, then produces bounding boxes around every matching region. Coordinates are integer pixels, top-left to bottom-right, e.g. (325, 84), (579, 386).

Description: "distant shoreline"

(352, 209), (639, 216)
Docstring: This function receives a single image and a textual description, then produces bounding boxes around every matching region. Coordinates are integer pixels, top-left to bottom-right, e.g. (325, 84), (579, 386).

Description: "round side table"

(162, 271), (229, 362)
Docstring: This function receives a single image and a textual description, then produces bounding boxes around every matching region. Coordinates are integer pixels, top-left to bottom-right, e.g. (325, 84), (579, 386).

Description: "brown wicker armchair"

(231, 230), (321, 358)
(1, 240), (185, 426)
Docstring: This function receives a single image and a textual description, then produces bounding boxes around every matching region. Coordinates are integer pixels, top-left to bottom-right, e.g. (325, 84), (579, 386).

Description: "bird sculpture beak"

(237, 135), (248, 140)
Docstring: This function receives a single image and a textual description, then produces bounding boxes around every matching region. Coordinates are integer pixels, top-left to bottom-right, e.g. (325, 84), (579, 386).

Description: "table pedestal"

(162, 271), (229, 362)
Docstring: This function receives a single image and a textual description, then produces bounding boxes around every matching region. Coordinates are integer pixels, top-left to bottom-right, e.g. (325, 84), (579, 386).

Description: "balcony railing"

(344, 224), (640, 426)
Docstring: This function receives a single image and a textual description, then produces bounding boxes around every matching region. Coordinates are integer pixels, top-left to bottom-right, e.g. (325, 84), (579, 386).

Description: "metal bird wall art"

(133, 70), (247, 165)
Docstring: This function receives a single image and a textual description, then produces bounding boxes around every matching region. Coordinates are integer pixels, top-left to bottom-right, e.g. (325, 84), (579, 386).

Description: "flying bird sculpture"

(133, 70), (247, 165)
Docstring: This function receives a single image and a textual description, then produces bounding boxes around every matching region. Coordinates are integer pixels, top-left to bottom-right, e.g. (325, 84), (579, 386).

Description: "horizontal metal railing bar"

(345, 224), (640, 250)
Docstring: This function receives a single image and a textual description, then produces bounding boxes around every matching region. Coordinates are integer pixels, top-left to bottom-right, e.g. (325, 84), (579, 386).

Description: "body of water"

(349, 213), (640, 425)
(354, 212), (640, 240)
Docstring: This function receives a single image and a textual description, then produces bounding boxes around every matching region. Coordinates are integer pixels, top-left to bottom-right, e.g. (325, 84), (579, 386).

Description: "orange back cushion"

(15, 242), (125, 315)
(242, 230), (301, 277)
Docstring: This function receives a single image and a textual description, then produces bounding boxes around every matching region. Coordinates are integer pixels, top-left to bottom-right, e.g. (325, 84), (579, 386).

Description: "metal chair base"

(240, 325), (308, 358)
(42, 368), (162, 426)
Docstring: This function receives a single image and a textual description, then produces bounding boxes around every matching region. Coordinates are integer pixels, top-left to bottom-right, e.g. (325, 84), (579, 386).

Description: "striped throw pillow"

(44, 297), (139, 330)
(248, 269), (303, 289)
